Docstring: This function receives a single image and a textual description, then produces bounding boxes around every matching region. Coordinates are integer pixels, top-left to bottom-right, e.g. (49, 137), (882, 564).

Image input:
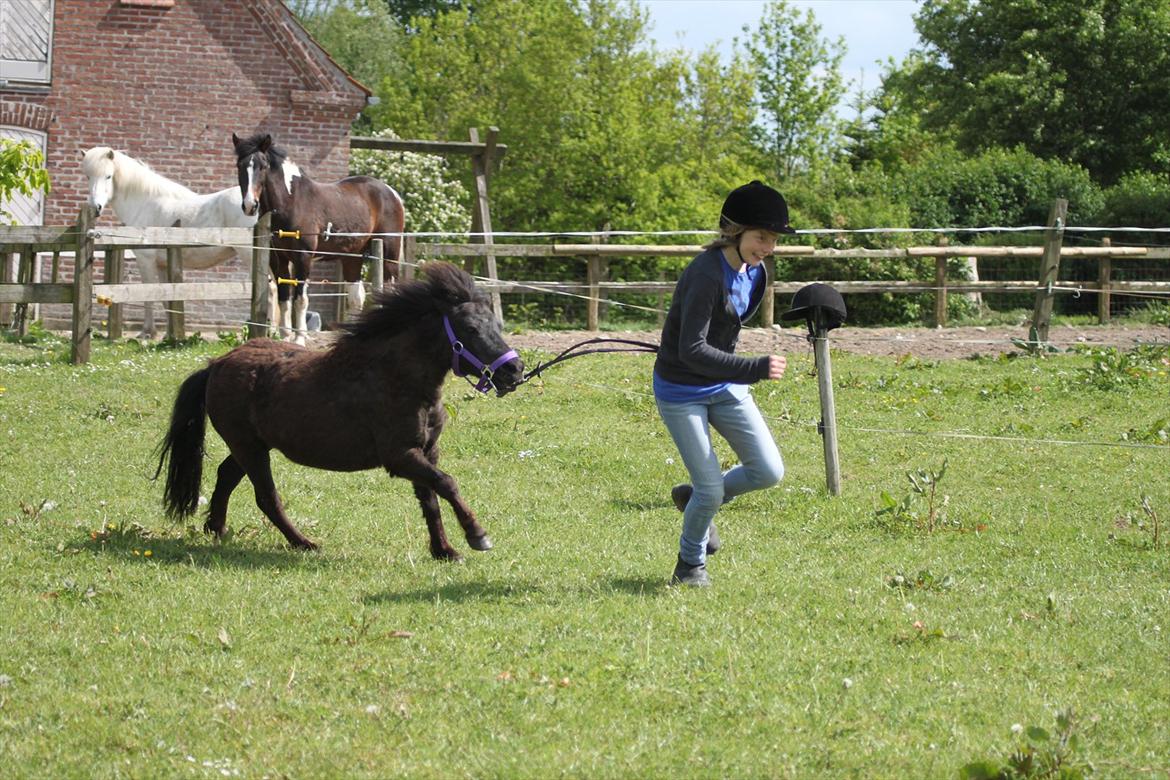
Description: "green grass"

(0, 332), (1167, 778)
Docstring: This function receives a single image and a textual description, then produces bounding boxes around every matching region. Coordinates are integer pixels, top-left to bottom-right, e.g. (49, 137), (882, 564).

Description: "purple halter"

(442, 315), (520, 394)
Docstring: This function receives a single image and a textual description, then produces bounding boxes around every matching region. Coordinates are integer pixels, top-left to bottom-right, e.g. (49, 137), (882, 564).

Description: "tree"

(366, 0), (749, 235)
(289, 0), (408, 132)
(0, 140), (50, 225)
(889, 0), (1170, 184)
(742, 0), (847, 181)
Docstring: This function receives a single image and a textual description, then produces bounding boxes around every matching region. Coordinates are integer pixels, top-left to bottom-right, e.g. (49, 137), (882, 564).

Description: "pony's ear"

(259, 134), (272, 152)
(231, 132), (241, 147)
(107, 149), (115, 159)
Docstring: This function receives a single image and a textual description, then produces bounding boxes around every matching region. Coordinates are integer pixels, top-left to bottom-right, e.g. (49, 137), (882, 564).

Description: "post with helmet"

(781, 283), (847, 496)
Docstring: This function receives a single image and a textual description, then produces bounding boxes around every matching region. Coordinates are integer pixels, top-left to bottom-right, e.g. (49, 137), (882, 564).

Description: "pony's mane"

(339, 262), (482, 341)
(82, 146), (195, 200)
(233, 133), (289, 169)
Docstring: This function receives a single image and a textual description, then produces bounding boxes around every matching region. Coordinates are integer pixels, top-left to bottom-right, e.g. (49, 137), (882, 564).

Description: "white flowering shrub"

(349, 129), (472, 236)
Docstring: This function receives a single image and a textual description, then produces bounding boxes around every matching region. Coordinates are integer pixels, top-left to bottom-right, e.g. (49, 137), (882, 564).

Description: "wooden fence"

(0, 208), (271, 363)
(3, 203), (1169, 363)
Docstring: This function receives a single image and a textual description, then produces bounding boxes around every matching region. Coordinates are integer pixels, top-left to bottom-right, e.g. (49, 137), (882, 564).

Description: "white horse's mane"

(82, 147), (196, 201)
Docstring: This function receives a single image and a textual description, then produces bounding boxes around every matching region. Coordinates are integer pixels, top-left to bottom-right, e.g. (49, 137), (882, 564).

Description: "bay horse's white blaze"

(82, 147), (270, 338)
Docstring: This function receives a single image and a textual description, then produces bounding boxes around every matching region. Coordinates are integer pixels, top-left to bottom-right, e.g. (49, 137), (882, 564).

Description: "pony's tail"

(154, 367), (211, 519)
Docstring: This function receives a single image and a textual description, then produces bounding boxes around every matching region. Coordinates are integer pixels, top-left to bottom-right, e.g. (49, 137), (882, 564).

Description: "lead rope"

(518, 337), (659, 385)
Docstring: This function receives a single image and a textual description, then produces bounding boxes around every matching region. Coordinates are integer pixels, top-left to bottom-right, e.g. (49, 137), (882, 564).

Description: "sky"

(642, 0), (922, 116)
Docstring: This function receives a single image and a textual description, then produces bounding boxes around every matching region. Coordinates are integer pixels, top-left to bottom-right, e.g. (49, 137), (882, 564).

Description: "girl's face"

(737, 229), (780, 266)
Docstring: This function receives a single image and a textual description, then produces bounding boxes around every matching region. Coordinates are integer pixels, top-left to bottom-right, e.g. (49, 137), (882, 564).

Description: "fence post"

(657, 267), (666, 327)
(29, 250), (43, 325)
(586, 254), (601, 331)
(0, 251), (12, 326)
(1097, 237), (1112, 324)
(933, 237), (949, 328)
(166, 219), (185, 341)
(13, 245), (34, 336)
(106, 248), (124, 339)
(402, 235), (416, 282)
(762, 256), (776, 328)
(469, 126), (502, 323)
(369, 238), (384, 303)
(71, 206), (96, 364)
(250, 213), (271, 339)
(1028, 198), (1068, 348)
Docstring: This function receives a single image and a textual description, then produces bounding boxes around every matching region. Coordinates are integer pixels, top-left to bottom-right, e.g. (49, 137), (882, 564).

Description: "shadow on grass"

(364, 575), (670, 604)
(71, 525), (329, 570)
(611, 497), (674, 512)
(606, 576), (669, 596)
(364, 579), (545, 604)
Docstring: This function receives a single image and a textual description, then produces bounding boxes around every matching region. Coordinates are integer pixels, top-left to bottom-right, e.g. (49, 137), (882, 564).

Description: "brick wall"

(1, 0), (366, 330)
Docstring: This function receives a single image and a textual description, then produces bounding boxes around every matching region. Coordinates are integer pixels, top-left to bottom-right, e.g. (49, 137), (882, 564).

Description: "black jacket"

(654, 248), (770, 386)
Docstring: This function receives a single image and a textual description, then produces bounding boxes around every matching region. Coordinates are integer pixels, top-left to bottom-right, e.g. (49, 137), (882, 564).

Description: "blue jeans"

(656, 386), (784, 566)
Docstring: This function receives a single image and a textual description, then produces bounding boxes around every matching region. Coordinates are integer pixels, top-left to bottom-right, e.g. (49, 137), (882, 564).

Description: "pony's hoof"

(291, 538), (319, 551)
(431, 547), (464, 563)
(468, 534), (493, 552)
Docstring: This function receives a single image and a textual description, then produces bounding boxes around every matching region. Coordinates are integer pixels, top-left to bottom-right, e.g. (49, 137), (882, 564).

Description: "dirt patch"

(503, 323), (1169, 360)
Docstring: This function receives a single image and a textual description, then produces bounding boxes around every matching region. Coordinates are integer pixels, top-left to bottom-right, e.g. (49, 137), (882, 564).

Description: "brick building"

(1, 0), (370, 329)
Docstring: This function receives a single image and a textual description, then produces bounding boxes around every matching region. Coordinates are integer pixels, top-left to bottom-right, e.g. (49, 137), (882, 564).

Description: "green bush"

(1099, 171), (1170, 245)
(349, 128), (471, 236)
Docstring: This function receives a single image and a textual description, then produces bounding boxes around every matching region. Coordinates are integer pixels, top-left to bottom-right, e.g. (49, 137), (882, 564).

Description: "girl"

(653, 180), (793, 586)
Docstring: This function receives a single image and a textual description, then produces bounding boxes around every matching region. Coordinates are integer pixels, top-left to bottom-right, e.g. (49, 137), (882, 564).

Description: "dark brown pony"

(232, 132), (405, 344)
(155, 262), (524, 560)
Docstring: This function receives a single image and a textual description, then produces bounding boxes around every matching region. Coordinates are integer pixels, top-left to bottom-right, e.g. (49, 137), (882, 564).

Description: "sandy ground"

(498, 323), (1169, 360)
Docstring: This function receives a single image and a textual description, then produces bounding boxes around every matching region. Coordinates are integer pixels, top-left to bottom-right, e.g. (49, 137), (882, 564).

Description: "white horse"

(82, 146), (268, 338)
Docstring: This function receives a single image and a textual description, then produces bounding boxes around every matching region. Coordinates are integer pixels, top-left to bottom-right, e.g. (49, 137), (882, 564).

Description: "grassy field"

(0, 331), (1167, 779)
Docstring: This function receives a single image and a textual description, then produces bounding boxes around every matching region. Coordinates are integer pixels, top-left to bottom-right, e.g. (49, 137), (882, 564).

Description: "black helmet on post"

(720, 180), (796, 234)
(781, 283), (847, 333)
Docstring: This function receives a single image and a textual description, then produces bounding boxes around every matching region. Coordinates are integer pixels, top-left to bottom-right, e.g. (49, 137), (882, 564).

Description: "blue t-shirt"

(653, 256), (761, 403)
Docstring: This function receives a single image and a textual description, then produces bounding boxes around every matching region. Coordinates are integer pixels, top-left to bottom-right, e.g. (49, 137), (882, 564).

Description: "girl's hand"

(768, 354), (786, 380)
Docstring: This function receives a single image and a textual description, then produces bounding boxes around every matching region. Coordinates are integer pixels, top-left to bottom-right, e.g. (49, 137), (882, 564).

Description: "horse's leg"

(135, 249), (161, 339)
(275, 281), (293, 341)
(289, 251), (311, 345)
(239, 449), (317, 550)
(272, 252), (294, 341)
(267, 268), (280, 338)
(342, 258), (366, 313)
(291, 282), (308, 346)
(387, 448), (492, 556)
(411, 483), (461, 561)
(205, 456), (245, 538)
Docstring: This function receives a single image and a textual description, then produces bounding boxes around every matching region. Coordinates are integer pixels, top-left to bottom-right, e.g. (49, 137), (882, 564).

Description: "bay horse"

(231, 132), (405, 345)
(155, 262), (523, 559)
(82, 146), (264, 338)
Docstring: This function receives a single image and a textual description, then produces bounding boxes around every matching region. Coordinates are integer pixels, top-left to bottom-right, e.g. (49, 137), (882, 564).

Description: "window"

(0, 0), (54, 85)
(0, 126), (47, 225)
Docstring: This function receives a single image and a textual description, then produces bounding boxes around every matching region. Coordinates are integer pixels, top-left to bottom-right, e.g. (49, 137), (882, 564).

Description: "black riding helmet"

(781, 282), (847, 332)
(720, 180), (797, 235)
